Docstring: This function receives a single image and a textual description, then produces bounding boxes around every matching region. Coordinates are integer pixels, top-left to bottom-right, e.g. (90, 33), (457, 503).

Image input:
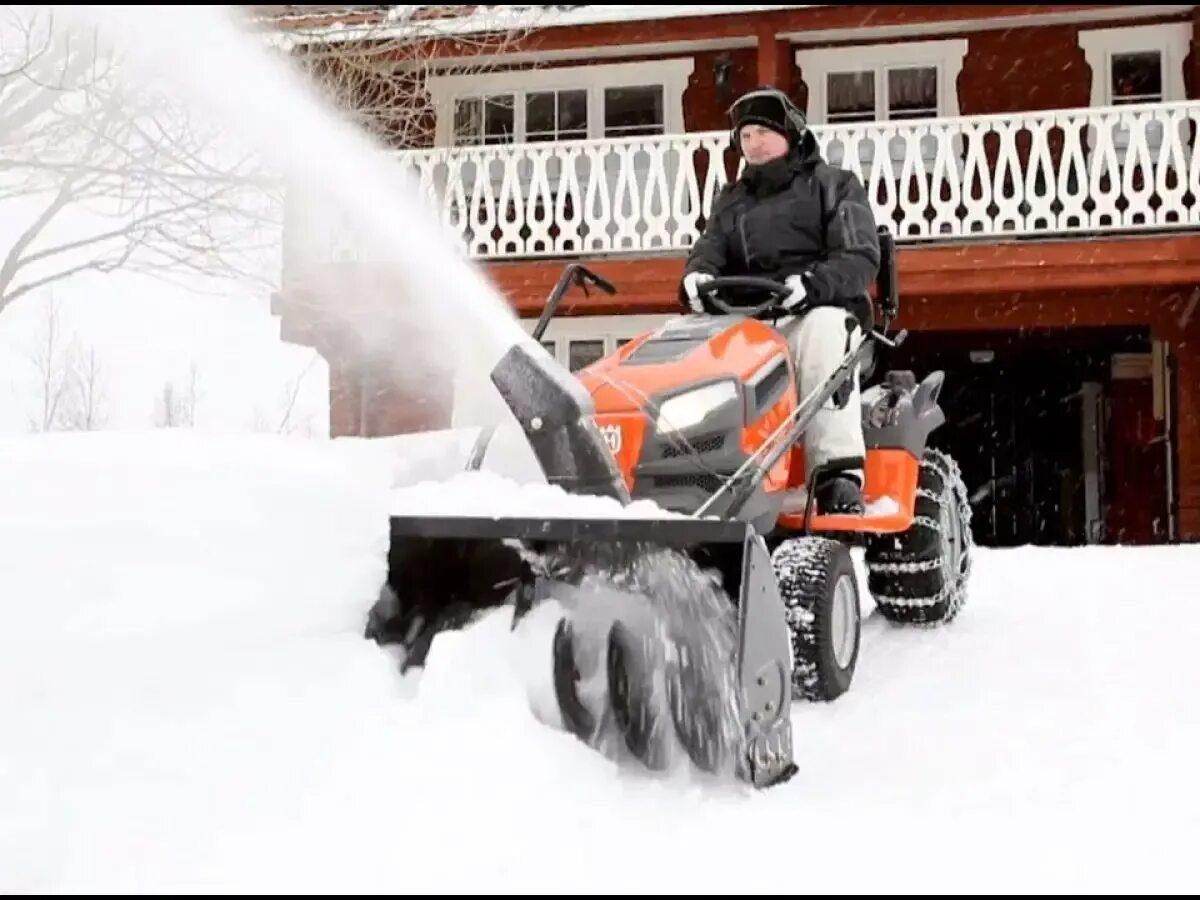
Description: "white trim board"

(780, 5), (1193, 45)
(396, 37), (756, 73)
(275, 5), (820, 46)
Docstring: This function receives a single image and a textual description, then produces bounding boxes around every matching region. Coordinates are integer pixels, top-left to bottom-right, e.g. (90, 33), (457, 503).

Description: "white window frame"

(794, 39), (968, 173)
(794, 38), (968, 125)
(425, 58), (695, 148)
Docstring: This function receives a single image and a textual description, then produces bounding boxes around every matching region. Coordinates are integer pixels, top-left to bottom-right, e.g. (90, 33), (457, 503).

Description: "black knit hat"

(728, 87), (807, 148)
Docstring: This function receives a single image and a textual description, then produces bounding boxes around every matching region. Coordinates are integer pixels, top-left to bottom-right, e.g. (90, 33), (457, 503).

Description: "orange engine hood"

(575, 316), (791, 415)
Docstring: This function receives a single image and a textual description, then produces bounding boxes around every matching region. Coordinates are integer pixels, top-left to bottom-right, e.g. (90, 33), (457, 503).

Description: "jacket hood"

(794, 126), (821, 165)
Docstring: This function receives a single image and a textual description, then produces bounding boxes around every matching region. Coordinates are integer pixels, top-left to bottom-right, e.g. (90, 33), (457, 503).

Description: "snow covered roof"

(252, 4), (819, 46)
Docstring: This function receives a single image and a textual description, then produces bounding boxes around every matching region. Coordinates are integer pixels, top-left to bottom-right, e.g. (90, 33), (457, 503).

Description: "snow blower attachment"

(375, 337), (798, 788)
(370, 225), (972, 788)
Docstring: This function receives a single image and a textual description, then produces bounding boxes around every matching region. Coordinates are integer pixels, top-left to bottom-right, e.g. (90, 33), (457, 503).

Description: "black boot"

(814, 473), (864, 515)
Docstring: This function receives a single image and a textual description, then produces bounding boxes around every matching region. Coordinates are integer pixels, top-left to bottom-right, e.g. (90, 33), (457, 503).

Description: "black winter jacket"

(681, 130), (881, 328)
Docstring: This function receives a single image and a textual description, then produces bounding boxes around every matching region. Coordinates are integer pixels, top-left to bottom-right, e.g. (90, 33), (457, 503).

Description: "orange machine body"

(574, 316), (919, 535)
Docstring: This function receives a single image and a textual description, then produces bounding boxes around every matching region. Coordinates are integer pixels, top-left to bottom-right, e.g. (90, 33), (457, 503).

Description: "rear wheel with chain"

(864, 447), (973, 625)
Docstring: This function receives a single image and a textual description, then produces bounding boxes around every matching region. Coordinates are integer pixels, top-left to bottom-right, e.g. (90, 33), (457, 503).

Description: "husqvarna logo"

(599, 424), (622, 454)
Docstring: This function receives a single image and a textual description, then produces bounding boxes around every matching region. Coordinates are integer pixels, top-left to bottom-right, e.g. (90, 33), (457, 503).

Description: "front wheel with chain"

(864, 446), (974, 625)
(771, 536), (862, 702)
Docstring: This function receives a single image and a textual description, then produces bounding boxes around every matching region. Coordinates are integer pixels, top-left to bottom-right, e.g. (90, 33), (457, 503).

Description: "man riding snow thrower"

(681, 86), (880, 517)
(371, 87), (973, 791)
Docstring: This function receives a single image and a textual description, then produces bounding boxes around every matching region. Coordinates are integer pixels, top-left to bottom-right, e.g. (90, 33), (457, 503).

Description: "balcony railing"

(294, 101), (1200, 267)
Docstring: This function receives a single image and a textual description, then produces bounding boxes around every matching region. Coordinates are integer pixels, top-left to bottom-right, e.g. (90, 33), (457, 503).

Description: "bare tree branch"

(22, 292), (107, 432)
(25, 294), (70, 432)
(154, 362), (200, 428)
(4, 243), (140, 308)
(0, 179), (77, 294)
(60, 344), (108, 431)
(257, 6), (542, 150)
(14, 193), (222, 271)
(274, 354), (319, 434)
(0, 6), (282, 314)
(0, 5), (541, 329)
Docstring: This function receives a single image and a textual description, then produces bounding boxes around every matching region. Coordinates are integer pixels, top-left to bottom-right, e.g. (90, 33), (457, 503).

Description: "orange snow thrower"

(370, 227), (973, 789)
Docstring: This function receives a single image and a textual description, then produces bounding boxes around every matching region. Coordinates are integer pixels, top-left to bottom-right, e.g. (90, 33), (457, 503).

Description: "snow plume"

(31, 3), (537, 431)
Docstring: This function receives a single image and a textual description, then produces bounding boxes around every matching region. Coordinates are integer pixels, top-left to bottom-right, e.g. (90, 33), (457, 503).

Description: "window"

(426, 58), (693, 147)
(568, 340), (606, 373)
(887, 67), (938, 120)
(794, 39), (967, 126)
(1111, 52), (1163, 105)
(453, 89), (589, 146)
(528, 89), (588, 142)
(604, 86), (665, 138)
(824, 65), (940, 124)
(826, 72), (874, 124)
(449, 83), (669, 147)
(525, 314), (674, 373)
(453, 95), (515, 146)
(1077, 23), (1188, 108)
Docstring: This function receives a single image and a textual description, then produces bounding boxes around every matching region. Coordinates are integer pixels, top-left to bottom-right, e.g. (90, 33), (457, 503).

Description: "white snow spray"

(37, 3), (538, 431)
(21, 6), (758, 784)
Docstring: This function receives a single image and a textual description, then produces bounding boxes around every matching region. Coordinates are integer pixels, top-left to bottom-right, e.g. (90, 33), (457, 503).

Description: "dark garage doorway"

(872, 326), (1171, 547)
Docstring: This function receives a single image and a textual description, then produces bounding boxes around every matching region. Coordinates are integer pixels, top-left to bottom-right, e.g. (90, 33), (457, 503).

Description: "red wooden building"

(266, 4), (1200, 547)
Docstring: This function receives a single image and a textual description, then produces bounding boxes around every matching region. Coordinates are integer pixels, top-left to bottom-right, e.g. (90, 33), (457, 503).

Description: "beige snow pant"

(781, 306), (866, 486)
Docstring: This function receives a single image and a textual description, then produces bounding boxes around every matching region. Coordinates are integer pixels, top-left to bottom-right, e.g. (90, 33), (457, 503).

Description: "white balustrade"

(289, 101), (1200, 267)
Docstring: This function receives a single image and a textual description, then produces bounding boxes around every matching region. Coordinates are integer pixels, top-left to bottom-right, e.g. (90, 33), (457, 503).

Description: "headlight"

(655, 381), (739, 434)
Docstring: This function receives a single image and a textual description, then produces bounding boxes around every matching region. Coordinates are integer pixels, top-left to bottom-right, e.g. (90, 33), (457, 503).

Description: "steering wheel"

(695, 276), (799, 318)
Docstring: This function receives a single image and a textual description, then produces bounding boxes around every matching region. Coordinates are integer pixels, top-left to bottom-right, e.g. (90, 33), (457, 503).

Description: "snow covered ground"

(1, 429), (1197, 894)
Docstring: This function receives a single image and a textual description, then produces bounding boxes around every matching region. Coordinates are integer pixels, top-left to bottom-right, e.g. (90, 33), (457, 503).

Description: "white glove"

(683, 271), (713, 314)
(782, 274), (808, 311)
